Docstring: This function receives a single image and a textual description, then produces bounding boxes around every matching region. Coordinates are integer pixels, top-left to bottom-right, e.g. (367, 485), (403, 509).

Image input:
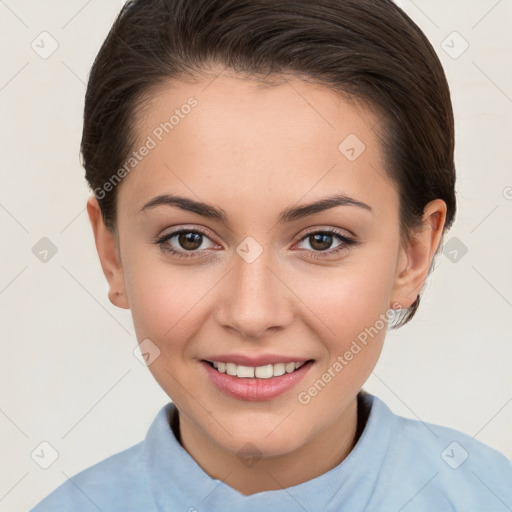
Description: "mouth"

(202, 359), (314, 379)
(200, 358), (315, 401)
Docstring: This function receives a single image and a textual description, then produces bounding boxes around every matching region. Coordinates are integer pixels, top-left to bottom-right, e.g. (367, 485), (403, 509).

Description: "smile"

(201, 359), (315, 401)
(206, 360), (307, 379)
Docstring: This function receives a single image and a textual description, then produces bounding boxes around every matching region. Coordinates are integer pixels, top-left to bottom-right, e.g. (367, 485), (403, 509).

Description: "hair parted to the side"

(80, 0), (456, 329)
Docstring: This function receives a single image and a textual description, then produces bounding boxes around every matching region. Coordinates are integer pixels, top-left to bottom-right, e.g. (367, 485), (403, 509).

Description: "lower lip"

(200, 360), (314, 401)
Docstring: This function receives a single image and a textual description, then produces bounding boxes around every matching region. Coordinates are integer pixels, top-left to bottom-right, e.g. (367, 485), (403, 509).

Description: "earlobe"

(390, 199), (447, 309)
(86, 195), (130, 310)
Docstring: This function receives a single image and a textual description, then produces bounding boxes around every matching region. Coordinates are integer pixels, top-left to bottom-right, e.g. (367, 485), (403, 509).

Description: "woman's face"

(91, 69), (443, 462)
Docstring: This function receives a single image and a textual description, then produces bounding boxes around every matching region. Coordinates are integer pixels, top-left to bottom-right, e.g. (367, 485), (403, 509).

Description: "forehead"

(119, 70), (397, 222)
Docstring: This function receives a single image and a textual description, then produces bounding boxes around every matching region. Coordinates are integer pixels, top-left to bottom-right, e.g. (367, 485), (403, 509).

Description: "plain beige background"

(0, 1), (511, 510)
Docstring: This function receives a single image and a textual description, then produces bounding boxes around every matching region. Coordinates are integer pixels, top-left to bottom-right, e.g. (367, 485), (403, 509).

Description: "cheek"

(291, 247), (397, 376)
(121, 249), (173, 336)
(123, 251), (215, 345)
(296, 259), (395, 336)
(123, 258), (205, 395)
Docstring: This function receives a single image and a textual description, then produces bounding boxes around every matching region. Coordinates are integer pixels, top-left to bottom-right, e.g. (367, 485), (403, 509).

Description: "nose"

(214, 246), (295, 340)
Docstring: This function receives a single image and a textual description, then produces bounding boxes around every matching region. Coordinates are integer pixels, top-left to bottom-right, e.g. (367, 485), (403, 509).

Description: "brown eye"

(295, 229), (359, 260)
(155, 228), (217, 258)
(177, 232), (203, 251)
(308, 233), (335, 251)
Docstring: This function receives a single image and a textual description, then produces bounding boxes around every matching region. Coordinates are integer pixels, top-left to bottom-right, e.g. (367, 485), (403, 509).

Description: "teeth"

(255, 365), (273, 379)
(285, 362), (295, 373)
(237, 365), (255, 378)
(210, 360), (307, 378)
(273, 363), (286, 377)
(226, 362), (237, 376)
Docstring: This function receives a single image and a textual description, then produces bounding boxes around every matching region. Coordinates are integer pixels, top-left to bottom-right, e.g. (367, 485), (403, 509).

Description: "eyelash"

(154, 227), (359, 260)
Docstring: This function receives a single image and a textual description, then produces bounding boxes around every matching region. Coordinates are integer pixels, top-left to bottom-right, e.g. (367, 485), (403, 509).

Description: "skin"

(87, 67), (447, 496)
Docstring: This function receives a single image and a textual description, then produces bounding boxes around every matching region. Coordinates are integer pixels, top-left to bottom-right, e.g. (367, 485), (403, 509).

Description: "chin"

(218, 423), (307, 458)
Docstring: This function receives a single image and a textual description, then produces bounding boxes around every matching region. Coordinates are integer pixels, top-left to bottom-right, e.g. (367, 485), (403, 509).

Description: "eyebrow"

(140, 193), (373, 224)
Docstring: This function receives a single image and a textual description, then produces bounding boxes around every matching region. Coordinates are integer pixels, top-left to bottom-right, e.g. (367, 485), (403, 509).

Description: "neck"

(171, 392), (369, 496)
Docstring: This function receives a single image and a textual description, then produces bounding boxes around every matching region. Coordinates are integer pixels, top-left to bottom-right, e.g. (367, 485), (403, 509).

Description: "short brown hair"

(80, 0), (457, 328)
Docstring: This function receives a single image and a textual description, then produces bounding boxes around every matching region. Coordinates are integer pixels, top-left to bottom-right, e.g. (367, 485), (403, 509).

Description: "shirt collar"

(144, 391), (394, 511)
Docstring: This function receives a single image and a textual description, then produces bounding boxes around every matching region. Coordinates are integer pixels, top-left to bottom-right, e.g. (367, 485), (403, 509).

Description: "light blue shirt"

(29, 392), (512, 511)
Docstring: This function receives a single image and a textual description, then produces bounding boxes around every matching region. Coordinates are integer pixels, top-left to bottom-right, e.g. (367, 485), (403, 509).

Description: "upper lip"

(202, 354), (313, 367)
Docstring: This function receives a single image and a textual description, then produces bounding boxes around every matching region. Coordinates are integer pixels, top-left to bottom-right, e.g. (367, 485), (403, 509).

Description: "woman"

(30, 0), (512, 510)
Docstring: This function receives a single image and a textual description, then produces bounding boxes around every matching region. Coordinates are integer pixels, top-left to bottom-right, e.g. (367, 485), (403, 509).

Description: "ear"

(86, 195), (130, 309)
(390, 199), (447, 309)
